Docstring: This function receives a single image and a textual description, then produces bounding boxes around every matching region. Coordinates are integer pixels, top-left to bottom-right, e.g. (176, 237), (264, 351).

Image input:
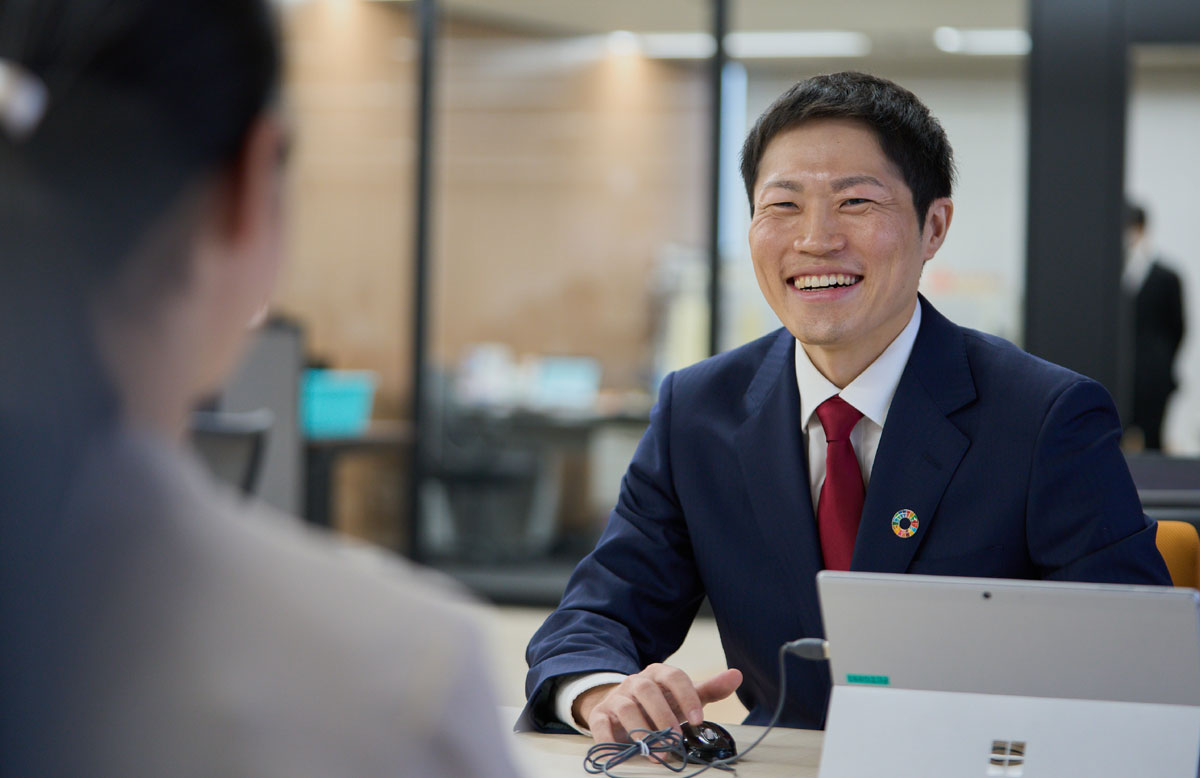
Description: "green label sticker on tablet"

(846, 674), (890, 686)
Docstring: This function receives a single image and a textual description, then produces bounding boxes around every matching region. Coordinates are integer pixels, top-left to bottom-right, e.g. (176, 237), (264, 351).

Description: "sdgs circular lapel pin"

(891, 509), (919, 538)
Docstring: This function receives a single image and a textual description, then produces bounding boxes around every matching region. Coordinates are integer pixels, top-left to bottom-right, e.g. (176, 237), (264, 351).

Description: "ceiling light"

(606, 30), (641, 57)
(599, 30), (872, 61)
(639, 33), (717, 59)
(934, 27), (1030, 56)
(725, 31), (871, 58)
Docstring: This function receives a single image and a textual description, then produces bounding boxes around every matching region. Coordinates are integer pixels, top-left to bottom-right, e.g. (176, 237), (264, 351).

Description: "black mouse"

(679, 720), (737, 763)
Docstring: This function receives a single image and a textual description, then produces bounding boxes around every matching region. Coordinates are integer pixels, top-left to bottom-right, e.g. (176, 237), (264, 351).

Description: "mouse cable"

(583, 727), (731, 776)
(580, 637), (829, 778)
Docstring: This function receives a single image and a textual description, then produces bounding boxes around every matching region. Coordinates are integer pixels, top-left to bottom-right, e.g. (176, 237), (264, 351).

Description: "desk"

(507, 717), (824, 778)
(304, 420), (413, 528)
(423, 405), (650, 566)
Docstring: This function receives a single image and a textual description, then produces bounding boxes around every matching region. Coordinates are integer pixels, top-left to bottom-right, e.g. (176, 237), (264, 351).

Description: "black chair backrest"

(190, 409), (274, 496)
(1126, 454), (1200, 535)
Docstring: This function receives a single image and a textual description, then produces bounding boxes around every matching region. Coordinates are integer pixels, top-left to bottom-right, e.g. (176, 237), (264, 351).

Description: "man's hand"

(572, 664), (743, 743)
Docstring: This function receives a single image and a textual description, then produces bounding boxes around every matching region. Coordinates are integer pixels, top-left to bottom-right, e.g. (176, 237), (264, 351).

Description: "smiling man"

(518, 72), (1170, 740)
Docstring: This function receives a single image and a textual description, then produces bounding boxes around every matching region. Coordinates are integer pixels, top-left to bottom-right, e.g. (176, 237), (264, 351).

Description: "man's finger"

(647, 665), (704, 726)
(625, 675), (682, 733)
(590, 711), (615, 745)
(619, 691), (667, 734)
(574, 683), (618, 729)
(695, 668), (743, 705)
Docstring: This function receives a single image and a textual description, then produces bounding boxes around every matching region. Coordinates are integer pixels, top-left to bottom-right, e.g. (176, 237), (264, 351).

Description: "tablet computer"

(816, 571), (1200, 777)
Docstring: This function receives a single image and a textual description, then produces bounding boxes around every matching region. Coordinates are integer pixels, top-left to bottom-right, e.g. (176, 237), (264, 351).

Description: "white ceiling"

(400, 1), (1199, 70)
(433, 0), (1029, 66)
(440, 0), (1026, 43)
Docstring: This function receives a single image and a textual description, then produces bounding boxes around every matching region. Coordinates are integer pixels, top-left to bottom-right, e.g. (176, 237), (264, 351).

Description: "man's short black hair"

(739, 71), (955, 227)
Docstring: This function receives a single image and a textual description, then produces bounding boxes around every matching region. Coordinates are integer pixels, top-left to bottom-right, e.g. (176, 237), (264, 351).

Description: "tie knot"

(816, 395), (863, 441)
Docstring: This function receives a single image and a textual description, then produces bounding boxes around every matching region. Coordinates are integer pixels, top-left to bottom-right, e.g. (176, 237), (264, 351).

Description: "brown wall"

(275, 2), (707, 418)
(432, 26), (708, 391)
(275, 1), (415, 418)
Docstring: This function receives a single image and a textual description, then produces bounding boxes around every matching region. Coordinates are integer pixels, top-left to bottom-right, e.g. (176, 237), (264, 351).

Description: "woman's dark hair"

(0, 3), (281, 745)
(1, 0), (280, 292)
(739, 71), (956, 227)
(0, 0), (280, 436)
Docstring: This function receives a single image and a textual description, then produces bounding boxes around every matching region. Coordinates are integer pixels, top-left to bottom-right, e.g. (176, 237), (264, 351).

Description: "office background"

(219, 0), (1200, 600)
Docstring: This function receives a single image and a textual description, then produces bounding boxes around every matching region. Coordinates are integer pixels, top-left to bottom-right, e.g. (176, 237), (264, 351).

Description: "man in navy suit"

(519, 72), (1171, 740)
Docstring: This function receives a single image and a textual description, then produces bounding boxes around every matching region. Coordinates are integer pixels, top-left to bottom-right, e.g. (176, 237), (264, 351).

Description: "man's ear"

(211, 113), (287, 252)
(921, 197), (953, 260)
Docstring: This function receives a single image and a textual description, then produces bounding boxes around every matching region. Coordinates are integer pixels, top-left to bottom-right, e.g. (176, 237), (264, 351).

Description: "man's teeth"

(793, 274), (861, 290)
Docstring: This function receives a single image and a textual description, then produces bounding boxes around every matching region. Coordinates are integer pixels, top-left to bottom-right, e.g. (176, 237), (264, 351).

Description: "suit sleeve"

(515, 372), (707, 732)
(1025, 378), (1172, 584)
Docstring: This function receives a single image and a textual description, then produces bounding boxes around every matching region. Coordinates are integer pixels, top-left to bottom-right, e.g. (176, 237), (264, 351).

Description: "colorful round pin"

(891, 509), (919, 538)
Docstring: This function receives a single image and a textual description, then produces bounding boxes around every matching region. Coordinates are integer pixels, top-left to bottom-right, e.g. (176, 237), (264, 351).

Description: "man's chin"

(785, 322), (851, 350)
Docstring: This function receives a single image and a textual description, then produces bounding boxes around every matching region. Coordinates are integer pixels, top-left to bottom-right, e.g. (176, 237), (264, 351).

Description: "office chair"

(214, 318), (304, 514)
(1125, 454), (1200, 491)
(1155, 520), (1200, 589)
(1126, 453), (1200, 538)
(189, 408), (274, 496)
(420, 369), (560, 561)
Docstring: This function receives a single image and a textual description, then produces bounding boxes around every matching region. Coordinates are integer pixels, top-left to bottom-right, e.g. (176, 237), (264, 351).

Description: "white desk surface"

(503, 708), (824, 778)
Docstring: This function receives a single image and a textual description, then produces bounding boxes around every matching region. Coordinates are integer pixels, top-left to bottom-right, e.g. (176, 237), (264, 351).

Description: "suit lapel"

(734, 331), (826, 633)
(851, 298), (975, 572)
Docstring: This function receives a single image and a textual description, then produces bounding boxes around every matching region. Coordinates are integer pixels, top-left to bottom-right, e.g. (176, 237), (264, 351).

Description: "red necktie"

(816, 396), (865, 571)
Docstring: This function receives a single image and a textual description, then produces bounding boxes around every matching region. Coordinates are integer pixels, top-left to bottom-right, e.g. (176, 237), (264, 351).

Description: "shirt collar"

(795, 301), (922, 430)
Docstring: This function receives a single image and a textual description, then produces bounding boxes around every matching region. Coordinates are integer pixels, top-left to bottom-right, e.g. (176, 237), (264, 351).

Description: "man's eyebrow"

(758, 175), (886, 196)
(831, 175), (885, 191)
(758, 178), (803, 194)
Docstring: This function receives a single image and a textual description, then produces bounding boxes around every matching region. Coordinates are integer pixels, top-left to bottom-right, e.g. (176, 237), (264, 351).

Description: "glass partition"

(271, 0), (415, 545)
(423, 2), (710, 599)
(269, 0), (1051, 605)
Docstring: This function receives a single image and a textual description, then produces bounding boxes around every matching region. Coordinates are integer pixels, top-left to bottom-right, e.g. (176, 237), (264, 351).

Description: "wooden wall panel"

(274, 1), (415, 417)
(275, 3), (707, 416)
(433, 29), (708, 391)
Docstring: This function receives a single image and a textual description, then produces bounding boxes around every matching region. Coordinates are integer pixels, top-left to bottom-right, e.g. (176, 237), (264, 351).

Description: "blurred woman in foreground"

(0, 2), (520, 775)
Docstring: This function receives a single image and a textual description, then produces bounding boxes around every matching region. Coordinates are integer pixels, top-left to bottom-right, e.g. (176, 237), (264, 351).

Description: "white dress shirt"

(1122, 237), (1154, 293)
(797, 301), (921, 508)
(553, 303), (922, 734)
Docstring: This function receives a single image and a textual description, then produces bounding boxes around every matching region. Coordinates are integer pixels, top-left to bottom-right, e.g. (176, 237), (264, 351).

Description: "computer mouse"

(679, 720), (737, 763)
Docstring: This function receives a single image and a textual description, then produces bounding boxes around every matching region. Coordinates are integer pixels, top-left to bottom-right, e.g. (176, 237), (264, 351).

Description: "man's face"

(748, 118), (951, 381)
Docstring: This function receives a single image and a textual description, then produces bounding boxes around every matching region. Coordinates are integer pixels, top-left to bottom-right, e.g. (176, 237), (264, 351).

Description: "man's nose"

(792, 207), (846, 255)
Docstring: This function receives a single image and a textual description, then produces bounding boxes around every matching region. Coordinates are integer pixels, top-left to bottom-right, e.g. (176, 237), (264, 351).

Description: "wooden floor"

(477, 605), (750, 725)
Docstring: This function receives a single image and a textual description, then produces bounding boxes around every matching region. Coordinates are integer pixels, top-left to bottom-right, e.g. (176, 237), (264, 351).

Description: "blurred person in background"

(1123, 201), (1185, 452)
(0, 2), (520, 776)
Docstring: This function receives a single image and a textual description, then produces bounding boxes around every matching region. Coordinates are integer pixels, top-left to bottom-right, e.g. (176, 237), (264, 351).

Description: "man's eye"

(768, 201), (797, 209)
(843, 198), (871, 207)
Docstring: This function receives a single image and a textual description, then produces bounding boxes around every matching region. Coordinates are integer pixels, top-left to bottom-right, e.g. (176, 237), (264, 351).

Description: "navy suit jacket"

(519, 298), (1170, 732)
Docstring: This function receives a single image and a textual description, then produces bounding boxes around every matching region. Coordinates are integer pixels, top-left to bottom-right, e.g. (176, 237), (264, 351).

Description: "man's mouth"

(791, 273), (863, 291)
